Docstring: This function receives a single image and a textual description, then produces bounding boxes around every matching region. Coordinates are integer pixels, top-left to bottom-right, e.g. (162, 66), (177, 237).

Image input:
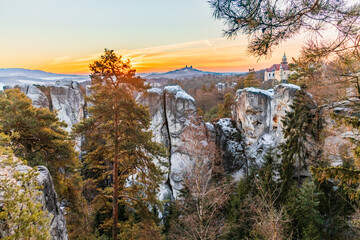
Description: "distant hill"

(0, 67), (249, 89)
(0, 68), (90, 88)
(144, 66), (244, 80)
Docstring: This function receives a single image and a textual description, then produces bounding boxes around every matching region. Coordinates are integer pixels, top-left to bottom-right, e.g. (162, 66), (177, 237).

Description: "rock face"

(163, 85), (197, 151)
(16, 80), (85, 132)
(321, 100), (360, 166)
(137, 88), (169, 148)
(50, 80), (85, 132)
(232, 84), (300, 163)
(37, 166), (68, 240)
(0, 157), (67, 240)
(10, 82), (306, 199)
(19, 85), (50, 108)
(213, 118), (245, 179)
(137, 85), (210, 199)
(12, 82), (303, 200)
(138, 84), (304, 198)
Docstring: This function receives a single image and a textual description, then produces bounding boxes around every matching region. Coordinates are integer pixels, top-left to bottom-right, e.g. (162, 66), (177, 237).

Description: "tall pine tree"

(75, 49), (166, 239)
(280, 89), (322, 187)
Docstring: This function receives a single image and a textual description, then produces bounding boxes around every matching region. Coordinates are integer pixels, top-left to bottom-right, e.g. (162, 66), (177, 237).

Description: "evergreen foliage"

(0, 88), (86, 239)
(280, 89), (322, 186)
(75, 49), (166, 239)
(0, 89), (79, 175)
(0, 133), (51, 240)
(290, 180), (324, 240)
(225, 151), (293, 239)
(203, 92), (234, 122)
(210, 0), (360, 58)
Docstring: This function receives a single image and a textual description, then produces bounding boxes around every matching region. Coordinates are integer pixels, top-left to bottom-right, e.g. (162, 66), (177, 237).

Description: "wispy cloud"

(73, 53), (103, 63)
(37, 37), (303, 74)
(51, 55), (72, 63)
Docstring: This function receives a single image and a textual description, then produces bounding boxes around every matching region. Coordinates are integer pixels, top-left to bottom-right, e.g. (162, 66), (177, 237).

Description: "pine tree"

(75, 49), (166, 239)
(291, 180), (324, 240)
(243, 72), (259, 88)
(222, 92), (233, 117)
(0, 88), (86, 239)
(280, 89), (322, 187)
(210, 0), (360, 58)
(0, 89), (79, 173)
(225, 151), (292, 239)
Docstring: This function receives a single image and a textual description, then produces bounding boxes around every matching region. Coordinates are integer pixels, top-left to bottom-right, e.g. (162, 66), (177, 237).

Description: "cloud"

(51, 55), (72, 63)
(36, 37), (302, 74)
(73, 53), (102, 63)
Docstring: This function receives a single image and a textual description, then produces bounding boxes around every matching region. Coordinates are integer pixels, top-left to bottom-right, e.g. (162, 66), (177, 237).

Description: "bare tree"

(249, 178), (291, 240)
(168, 120), (232, 240)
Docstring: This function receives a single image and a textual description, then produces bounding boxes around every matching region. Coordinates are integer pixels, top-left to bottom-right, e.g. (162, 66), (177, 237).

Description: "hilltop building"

(264, 53), (292, 82)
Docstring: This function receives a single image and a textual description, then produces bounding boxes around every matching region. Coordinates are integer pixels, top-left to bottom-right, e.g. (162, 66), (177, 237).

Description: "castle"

(264, 53), (291, 82)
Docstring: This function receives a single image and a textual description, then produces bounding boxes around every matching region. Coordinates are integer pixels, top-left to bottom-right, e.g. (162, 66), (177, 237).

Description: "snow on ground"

(148, 88), (163, 95)
(165, 85), (195, 102)
(216, 118), (238, 136)
(244, 87), (274, 97)
(280, 83), (301, 90)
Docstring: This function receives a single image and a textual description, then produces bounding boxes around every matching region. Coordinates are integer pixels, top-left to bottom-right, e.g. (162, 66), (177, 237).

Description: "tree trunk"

(113, 134), (119, 240)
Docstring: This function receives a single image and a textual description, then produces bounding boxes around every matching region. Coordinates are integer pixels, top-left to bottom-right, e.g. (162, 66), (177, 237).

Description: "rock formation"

(137, 85), (210, 199)
(213, 118), (245, 180)
(37, 166), (68, 240)
(6, 80), (355, 211)
(321, 99), (360, 166)
(9, 81), (304, 200)
(18, 84), (49, 108)
(49, 80), (85, 132)
(16, 80), (85, 132)
(232, 84), (300, 163)
(0, 156), (67, 240)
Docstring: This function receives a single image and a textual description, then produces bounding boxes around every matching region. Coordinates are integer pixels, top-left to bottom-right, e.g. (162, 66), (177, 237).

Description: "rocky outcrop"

(137, 88), (169, 148)
(137, 86), (210, 199)
(19, 85), (49, 108)
(10, 81), (304, 197)
(213, 118), (245, 179)
(11, 80), (356, 212)
(8, 80), (356, 204)
(232, 84), (300, 163)
(321, 100), (360, 166)
(0, 157), (67, 240)
(37, 166), (68, 240)
(15, 80), (85, 132)
(50, 80), (85, 132)
(163, 85), (197, 151)
(13, 82), (302, 200)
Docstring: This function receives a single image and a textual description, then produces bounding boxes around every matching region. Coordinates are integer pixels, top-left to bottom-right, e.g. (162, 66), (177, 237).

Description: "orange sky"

(31, 37), (303, 75)
(0, 0), (338, 75)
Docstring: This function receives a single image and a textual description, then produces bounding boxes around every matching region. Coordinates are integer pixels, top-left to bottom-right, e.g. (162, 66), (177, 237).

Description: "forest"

(0, 0), (360, 240)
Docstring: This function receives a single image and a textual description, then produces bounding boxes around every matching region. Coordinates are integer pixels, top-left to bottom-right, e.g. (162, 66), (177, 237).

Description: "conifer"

(75, 49), (166, 239)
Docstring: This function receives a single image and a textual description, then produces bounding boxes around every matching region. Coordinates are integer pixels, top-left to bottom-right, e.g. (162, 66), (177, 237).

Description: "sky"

(0, 0), (304, 74)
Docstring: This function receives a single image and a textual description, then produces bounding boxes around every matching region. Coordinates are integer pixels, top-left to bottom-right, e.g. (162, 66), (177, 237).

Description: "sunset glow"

(0, 0), (305, 75)
(4, 37), (303, 75)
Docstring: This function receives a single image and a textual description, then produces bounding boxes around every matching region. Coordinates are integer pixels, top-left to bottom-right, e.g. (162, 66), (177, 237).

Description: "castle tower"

(281, 53), (288, 65)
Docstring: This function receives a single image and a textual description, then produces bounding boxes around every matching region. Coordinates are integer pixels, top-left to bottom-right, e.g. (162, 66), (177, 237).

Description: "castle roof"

(266, 64), (289, 72)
